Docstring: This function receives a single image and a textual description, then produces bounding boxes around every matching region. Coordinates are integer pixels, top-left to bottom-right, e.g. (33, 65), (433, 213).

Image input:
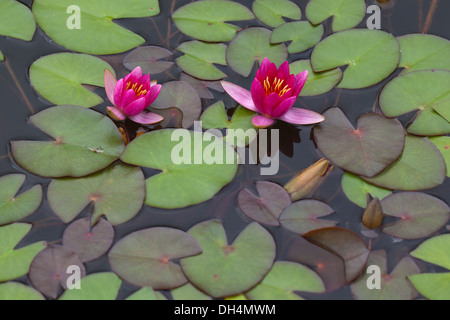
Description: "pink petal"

(271, 96), (297, 118)
(221, 81), (258, 112)
(122, 97), (147, 116)
(145, 84), (161, 106)
(278, 107), (325, 125)
(258, 57), (277, 81)
(129, 111), (164, 125)
(113, 78), (124, 107)
(131, 66), (142, 78)
(261, 92), (282, 116)
(276, 61), (290, 79)
(250, 79), (265, 113)
(106, 106), (126, 121)
(120, 89), (137, 110)
(104, 69), (117, 105)
(252, 114), (275, 128)
(293, 70), (308, 96)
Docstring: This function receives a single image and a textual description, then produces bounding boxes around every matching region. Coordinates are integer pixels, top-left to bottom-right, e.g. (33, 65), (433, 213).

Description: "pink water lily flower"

(221, 58), (324, 128)
(104, 66), (163, 125)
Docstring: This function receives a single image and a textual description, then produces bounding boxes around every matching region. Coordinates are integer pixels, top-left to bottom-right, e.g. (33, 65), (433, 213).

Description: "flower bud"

(362, 195), (384, 229)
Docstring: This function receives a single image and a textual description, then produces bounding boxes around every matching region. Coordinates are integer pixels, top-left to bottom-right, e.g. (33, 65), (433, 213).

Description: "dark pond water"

(0, 0), (449, 299)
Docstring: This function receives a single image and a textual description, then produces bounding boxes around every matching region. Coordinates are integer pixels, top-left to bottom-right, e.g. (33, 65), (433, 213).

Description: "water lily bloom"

(221, 58), (325, 128)
(104, 67), (163, 125)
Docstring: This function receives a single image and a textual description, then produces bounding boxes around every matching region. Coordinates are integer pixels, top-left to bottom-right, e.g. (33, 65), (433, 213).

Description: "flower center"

(126, 81), (148, 98)
(263, 77), (291, 97)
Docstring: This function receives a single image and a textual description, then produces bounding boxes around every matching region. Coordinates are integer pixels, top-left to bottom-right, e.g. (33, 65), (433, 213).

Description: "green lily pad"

(246, 261), (324, 300)
(303, 227), (369, 283)
(29, 53), (114, 108)
(311, 29), (400, 89)
(227, 27), (288, 77)
(120, 129), (238, 209)
(126, 287), (167, 300)
(0, 223), (46, 282)
(180, 73), (224, 100)
(62, 218), (114, 262)
(409, 234), (450, 300)
(151, 81), (202, 129)
(290, 60), (342, 96)
(379, 69), (450, 136)
(279, 200), (337, 234)
(171, 283), (212, 300)
(380, 192), (449, 240)
(33, 0), (159, 54)
(180, 220), (276, 298)
(341, 172), (392, 208)
(237, 181), (291, 226)
(0, 50), (3, 61)
(252, 0), (301, 28)
(0, 282), (44, 300)
(313, 108), (405, 177)
(0, 0), (35, 41)
(47, 164), (145, 226)
(363, 135), (446, 191)
(29, 245), (86, 299)
(109, 227), (202, 290)
(59, 272), (121, 300)
(123, 46), (174, 75)
(271, 22), (323, 54)
(350, 250), (420, 300)
(398, 34), (450, 74)
(176, 41), (227, 81)
(11, 105), (124, 178)
(172, 0), (254, 42)
(306, 0), (366, 32)
(430, 136), (450, 177)
(201, 102), (256, 148)
(0, 174), (42, 226)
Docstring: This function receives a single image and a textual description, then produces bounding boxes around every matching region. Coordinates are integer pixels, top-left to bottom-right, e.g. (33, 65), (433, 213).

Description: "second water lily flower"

(104, 67), (163, 125)
(221, 58), (325, 128)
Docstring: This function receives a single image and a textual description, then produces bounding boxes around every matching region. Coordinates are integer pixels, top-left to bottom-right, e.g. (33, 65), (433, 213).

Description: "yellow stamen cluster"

(126, 81), (148, 98)
(263, 77), (291, 97)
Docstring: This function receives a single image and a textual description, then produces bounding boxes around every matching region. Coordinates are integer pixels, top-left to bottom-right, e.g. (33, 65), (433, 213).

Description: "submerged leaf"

(123, 46), (174, 75)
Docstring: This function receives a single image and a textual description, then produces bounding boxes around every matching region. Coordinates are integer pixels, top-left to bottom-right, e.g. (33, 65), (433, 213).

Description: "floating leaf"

(280, 200), (336, 234)
(379, 69), (450, 136)
(362, 197), (384, 229)
(303, 227), (369, 283)
(176, 41), (227, 81)
(363, 135), (446, 191)
(0, 0), (35, 41)
(227, 27), (288, 77)
(398, 34), (450, 74)
(351, 250), (419, 300)
(172, 283), (212, 300)
(126, 287), (167, 300)
(201, 102), (256, 148)
(151, 81), (201, 129)
(271, 22), (323, 54)
(109, 227), (202, 290)
(62, 218), (114, 262)
(290, 60), (342, 96)
(181, 220), (276, 298)
(29, 245), (85, 299)
(237, 181), (291, 226)
(0, 282), (44, 300)
(252, 0), (301, 28)
(47, 164), (145, 226)
(430, 136), (450, 177)
(0, 174), (42, 226)
(380, 192), (450, 240)
(306, 0), (366, 32)
(311, 29), (400, 89)
(172, 1), (254, 42)
(246, 261), (324, 300)
(11, 106), (124, 178)
(313, 108), (405, 177)
(0, 223), (46, 282)
(59, 272), (121, 300)
(409, 234), (450, 300)
(341, 172), (392, 208)
(29, 53), (114, 108)
(0, 50), (3, 61)
(123, 46), (174, 75)
(33, 0), (160, 54)
(120, 129), (238, 209)
(180, 73), (224, 100)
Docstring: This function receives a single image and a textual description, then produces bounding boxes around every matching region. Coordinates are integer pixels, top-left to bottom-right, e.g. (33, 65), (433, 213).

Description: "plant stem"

(422, 0), (439, 33)
(5, 59), (35, 114)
